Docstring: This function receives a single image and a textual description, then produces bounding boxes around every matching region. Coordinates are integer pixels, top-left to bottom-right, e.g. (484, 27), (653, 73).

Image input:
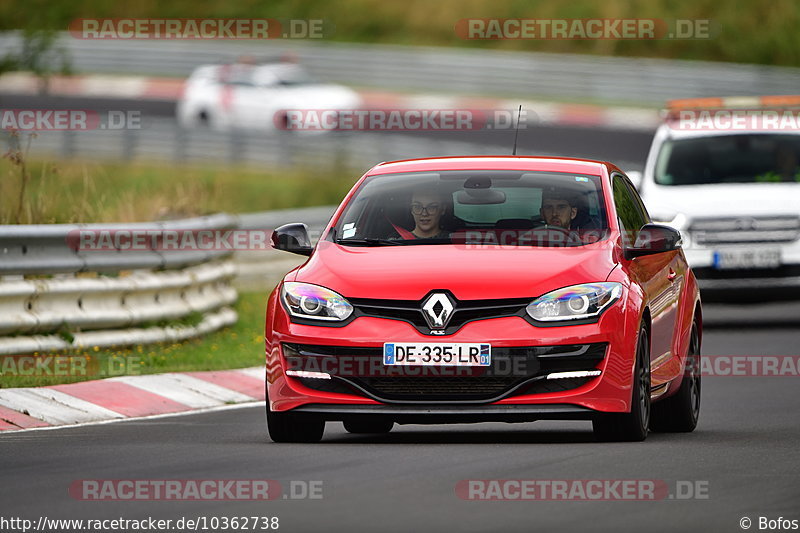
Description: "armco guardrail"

(0, 207), (337, 354)
(0, 213), (236, 275)
(0, 214), (240, 355)
(2, 32), (800, 104)
(3, 117), (508, 172)
(233, 205), (336, 290)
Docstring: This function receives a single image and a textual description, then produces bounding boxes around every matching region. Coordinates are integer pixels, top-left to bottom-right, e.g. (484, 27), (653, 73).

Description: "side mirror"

(627, 223), (682, 258)
(626, 170), (643, 191)
(271, 223), (313, 256)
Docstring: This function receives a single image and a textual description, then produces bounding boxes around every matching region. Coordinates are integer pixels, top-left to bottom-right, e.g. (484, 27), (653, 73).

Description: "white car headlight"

(526, 282), (623, 322)
(281, 282), (353, 321)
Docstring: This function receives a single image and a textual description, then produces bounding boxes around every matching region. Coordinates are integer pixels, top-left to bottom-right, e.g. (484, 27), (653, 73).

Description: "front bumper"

(292, 403), (596, 424)
(683, 236), (800, 292)
(283, 342), (607, 404)
(266, 299), (637, 416)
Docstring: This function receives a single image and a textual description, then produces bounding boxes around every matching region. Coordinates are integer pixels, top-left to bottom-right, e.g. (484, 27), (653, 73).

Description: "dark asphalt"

(1, 302), (799, 533)
(0, 93), (654, 168)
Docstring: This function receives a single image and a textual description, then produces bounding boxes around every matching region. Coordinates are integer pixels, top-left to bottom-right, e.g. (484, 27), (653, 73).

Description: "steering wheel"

(531, 223), (582, 245)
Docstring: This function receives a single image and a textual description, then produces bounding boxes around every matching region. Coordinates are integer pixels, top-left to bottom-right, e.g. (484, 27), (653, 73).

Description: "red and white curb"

(0, 367), (265, 432)
(0, 72), (186, 100)
(0, 72), (660, 131)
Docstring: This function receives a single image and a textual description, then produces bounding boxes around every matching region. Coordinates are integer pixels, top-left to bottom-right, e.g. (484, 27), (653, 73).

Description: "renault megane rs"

(264, 156), (702, 442)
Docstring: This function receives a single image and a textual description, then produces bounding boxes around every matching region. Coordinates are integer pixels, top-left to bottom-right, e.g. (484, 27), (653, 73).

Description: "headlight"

(526, 282), (622, 322)
(281, 282), (353, 321)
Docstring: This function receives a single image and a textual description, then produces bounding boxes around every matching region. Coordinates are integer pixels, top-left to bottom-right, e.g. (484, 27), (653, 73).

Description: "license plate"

(383, 343), (491, 366)
(712, 248), (781, 269)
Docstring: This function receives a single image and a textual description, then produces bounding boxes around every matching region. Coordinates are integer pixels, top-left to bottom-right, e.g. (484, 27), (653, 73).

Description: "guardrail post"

(175, 124), (187, 163)
(228, 129), (244, 164)
(122, 123), (136, 160)
(277, 132), (292, 168)
(61, 130), (76, 158)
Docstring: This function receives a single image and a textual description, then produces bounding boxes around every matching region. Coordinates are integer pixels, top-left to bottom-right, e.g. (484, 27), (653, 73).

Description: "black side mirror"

(271, 223), (313, 256)
(627, 223), (682, 258)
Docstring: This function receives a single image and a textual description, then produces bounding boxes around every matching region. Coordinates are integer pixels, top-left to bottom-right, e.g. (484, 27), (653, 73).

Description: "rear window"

(332, 170), (609, 247)
(655, 134), (800, 185)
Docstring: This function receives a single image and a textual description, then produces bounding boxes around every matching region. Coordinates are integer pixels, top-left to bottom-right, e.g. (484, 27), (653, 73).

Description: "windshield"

(248, 65), (317, 87)
(655, 134), (800, 185)
(332, 170), (609, 247)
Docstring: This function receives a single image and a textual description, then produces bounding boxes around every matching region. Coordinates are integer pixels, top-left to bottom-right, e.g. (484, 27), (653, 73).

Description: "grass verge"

(0, 151), (355, 224)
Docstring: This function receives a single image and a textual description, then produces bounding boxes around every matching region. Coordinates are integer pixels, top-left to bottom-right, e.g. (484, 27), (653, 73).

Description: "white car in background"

(631, 96), (800, 298)
(177, 61), (362, 132)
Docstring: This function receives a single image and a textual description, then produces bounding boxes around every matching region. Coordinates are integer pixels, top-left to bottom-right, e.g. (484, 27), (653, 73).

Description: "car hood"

(643, 182), (800, 220)
(292, 241), (618, 300)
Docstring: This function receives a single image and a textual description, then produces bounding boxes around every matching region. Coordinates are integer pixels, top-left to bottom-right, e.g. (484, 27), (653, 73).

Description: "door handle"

(667, 268), (677, 281)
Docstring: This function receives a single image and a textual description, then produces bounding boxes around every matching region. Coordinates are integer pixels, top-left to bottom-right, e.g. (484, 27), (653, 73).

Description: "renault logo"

(421, 292), (455, 330)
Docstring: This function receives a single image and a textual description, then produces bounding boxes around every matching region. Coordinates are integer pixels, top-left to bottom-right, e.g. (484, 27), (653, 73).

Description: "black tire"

(650, 322), (701, 432)
(266, 401), (325, 443)
(343, 418), (394, 434)
(593, 325), (651, 442)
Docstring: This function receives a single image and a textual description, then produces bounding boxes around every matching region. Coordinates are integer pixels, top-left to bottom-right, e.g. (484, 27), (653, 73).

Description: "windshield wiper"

(335, 238), (404, 246)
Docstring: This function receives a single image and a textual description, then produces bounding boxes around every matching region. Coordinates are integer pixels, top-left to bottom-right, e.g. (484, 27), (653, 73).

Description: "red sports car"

(265, 156), (702, 442)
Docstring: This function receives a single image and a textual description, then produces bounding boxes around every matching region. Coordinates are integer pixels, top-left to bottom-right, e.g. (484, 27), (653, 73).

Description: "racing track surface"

(2, 306), (799, 532)
(0, 94), (654, 168)
(1, 93), (798, 533)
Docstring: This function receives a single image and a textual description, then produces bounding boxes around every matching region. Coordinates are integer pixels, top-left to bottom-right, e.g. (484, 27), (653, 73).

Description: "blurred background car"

(632, 96), (800, 300)
(176, 58), (362, 131)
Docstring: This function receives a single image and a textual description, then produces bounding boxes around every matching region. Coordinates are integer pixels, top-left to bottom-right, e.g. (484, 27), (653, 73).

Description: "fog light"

(286, 370), (331, 379)
(545, 370), (601, 380)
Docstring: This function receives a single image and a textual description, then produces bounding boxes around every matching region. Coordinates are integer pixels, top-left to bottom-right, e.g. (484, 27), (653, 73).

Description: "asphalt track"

(2, 308), (799, 533)
(0, 93), (654, 168)
(1, 93), (799, 533)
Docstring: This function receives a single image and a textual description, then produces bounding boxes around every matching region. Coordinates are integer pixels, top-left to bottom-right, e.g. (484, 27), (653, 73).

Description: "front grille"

(284, 342), (606, 403)
(689, 216), (800, 245)
(360, 376), (518, 397)
(349, 292), (531, 335)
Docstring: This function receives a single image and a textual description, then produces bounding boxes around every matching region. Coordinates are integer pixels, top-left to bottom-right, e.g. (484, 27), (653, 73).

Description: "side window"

(624, 178), (651, 225)
(612, 175), (647, 247)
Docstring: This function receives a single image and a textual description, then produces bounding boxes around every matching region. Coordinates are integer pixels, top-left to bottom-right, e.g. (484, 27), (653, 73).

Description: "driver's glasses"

(411, 203), (441, 215)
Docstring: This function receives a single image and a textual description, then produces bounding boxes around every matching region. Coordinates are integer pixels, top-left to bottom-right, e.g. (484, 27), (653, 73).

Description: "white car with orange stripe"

(176, 61), (361, 132)
(631, 96), (800, 297)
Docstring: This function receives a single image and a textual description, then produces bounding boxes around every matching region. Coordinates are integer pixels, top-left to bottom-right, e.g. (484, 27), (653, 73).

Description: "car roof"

(367, 156), (613, 176)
